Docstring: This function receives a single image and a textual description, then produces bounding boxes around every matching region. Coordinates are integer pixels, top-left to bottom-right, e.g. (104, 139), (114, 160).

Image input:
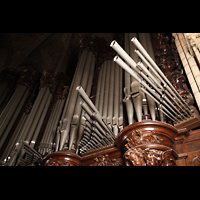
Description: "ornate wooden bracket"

(116, 120), (187, 166)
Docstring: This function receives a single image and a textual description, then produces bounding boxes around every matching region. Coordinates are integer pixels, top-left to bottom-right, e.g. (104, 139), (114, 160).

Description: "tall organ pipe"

(59, 50), (89, 151)
(68, 51), (95, 150)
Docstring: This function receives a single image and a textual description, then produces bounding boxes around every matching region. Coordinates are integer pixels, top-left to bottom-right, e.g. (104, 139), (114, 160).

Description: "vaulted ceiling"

(0, 33), (123, 77)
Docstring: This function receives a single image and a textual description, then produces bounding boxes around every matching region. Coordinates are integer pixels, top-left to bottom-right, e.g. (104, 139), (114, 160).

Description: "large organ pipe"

(118, 62), (123, 131)
(107, 61), (115, 125)
(30, 90), (51, 148)
(113, 62), (120, 126)
(0, 85), (27, 134)
(102, 60), (111, 122)
(98, 62), (107, 116)
(129, 33), (143, 122)
(139, 33), (156, 121)
(0, 86), (28, 149)
(123, 87), (134, 124)
(68, 51), (95, 150)
(76, 56), (96, 153)
(131, 81), (143, 122)
(58, 50), (89, 151)
(25, 88), (51, 144)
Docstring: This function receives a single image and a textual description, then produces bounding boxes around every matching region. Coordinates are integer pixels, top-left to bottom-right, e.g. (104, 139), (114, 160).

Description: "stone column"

(172, 33), (200, 111)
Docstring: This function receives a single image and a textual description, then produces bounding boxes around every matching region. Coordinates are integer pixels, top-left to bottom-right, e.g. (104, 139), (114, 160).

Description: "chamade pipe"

(113, 55), (183, 119)
(131, 37), (193, 117)
(110, 41), (187, 120)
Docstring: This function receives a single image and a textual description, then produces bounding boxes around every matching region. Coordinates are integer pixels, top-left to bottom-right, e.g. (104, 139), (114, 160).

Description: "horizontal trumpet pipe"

(140, 87), (180, 123)
(135, 49), (191, 118)
(132, 37), (193, 117)
(113, 55), (184, 120)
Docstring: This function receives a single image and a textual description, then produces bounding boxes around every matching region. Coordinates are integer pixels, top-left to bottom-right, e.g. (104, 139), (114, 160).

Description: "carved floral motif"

(124, 147), (176, 166)
(124, 130), (164, 151)
(89, 154), (121, 166)
(123, 129), (175, 166)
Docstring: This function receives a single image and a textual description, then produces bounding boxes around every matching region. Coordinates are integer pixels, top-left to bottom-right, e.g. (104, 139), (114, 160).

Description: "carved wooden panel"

(183, 129), (200, 165)
(41, 147), (123, 166)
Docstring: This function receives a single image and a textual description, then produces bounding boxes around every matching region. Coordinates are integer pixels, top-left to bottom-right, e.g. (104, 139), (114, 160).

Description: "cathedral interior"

(1, 33), (200, 166)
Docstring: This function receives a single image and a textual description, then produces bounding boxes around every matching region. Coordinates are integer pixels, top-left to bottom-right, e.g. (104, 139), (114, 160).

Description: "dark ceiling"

(0, 33), (122, 77)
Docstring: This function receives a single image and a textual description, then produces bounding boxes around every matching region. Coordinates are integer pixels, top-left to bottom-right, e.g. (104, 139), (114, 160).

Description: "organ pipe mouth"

(110, 40), (116, 47)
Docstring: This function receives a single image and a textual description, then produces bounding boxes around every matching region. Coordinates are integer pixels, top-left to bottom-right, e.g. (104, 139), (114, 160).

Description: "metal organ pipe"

(110, 35), (194, 126)
(139, 33), (156, 121)
(68, 51), (95, 150)
(0, 86), (28, 149)
(131, 37), (193, 116)
(58, 50), (89, 151)
(58, 50), (96, 152)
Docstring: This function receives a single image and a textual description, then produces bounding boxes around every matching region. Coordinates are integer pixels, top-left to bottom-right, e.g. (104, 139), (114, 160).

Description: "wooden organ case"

(1, 33), (200, 166)
(41, 33), (200, 166)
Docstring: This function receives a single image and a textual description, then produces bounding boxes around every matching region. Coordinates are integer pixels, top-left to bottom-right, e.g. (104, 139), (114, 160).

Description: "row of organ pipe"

(124, 33), (166, 124)
(0, 33), (174, 165)
(56, 49), (123, 154)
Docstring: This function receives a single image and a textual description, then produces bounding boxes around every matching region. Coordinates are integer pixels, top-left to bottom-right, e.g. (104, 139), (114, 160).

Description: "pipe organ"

(1, 33), (200, 166)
